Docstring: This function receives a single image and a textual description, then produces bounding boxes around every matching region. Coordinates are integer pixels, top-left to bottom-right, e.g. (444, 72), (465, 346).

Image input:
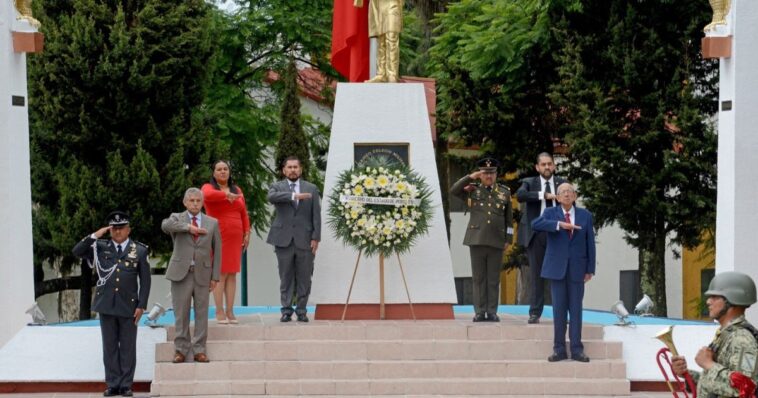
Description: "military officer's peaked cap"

(107, 211), (130, 226)
(477, 157), (500, 173)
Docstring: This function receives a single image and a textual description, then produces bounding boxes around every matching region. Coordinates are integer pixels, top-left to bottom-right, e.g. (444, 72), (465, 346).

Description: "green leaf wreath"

(328, 163), (433, 257)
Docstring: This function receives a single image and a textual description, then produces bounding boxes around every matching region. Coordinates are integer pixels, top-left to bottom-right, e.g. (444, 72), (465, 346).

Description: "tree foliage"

(548, 1), (717, 315)
(274, 59), (312, 180)
(28, 0), (221, 315)
(429, 0), (565, 172)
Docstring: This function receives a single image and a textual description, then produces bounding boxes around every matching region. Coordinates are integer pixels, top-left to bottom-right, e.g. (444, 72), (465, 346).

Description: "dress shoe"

(472, 313), (486, 322)
(297, 313), (309, 322)
(103, 387), (119, 397)
(280, 313), (292, 322)
(547, 352), (568, 362)
(571, 352), (590, 362)
(172, 352), (186, 363)
(486, 313), (500, 322)
(527, 315), (540, 324)
(119, 387), (133, 397)
(194, 352), (210, 363)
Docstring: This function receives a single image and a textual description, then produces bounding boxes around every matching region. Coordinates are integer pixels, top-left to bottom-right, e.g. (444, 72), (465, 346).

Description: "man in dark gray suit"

(267, 156), (321, 322)
(450, 157), (513, 322)
(72, 211), (151, 397)
(161, 187), (221, 363)
(516, 152), (566, 324)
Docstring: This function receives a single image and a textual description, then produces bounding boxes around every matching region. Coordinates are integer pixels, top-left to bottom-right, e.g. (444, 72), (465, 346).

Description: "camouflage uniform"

(690, 315), (758, 397)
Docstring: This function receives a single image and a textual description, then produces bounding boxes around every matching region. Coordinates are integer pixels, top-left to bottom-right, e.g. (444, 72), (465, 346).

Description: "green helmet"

(705, 271), (757, 306)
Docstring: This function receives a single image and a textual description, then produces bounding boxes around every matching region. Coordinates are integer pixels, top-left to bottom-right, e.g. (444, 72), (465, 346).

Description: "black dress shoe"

(296, 313), (309, 322)
(486, 313), (500, 322)
(472, 313), (486, 322)
(571, 352), (590, 362)
(103, 387), (119, 397)
(280, 313), (292, 322)
(547, 352), (568, 362)
(120, 387), (134, 397)
(527, 315), (540, 324)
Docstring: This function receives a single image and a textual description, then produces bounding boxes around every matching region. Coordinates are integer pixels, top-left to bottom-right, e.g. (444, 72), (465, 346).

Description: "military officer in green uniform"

(672, 271), (758, 398)
(72, 211), (151, 397)
(450, 157), (513, 322)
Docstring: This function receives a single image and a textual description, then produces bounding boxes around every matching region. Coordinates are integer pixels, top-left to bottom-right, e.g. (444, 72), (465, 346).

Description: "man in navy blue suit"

(532, 182), (595, 363)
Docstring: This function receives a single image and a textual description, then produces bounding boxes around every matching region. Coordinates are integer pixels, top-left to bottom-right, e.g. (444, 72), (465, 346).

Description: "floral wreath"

(328, 163), (433, 257)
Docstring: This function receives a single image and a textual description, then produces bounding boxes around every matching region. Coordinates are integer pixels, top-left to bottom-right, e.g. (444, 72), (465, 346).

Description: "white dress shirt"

(539, 176), (556, 215)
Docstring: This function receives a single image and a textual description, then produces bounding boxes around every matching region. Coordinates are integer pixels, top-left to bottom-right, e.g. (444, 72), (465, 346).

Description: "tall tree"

(430, 0), (571, 173)
(549, 1), (718, 316)
(29, 0), (220, 319)
(274, 59), (312, 180)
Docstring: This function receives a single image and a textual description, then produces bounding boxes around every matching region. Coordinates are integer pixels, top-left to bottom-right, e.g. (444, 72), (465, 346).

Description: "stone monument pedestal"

(311, 83), (457, 320)
(712, 1), (758, 323)
(0, 1), (41, 347)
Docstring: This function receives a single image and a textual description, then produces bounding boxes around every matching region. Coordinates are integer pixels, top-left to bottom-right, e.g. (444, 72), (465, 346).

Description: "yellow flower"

(364, 177), (375, 188)
(353, 184), (364, 195)
(357, 218), (367, 227)
(383, 227), (393, 236)
(394, 182), (407, 192)
(350, 210), (359, 219)
(377, 175), (389, 187)
(401, 207), (409, 216)
(395, 219), (405, 229)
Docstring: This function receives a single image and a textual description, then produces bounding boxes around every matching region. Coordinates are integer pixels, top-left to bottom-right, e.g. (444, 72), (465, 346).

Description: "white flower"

(353, 184), (365, 195)
(364, 177), (376, 189)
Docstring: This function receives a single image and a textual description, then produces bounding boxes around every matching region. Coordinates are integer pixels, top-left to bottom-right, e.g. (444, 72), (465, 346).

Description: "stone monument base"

(315, 303), (454, 320)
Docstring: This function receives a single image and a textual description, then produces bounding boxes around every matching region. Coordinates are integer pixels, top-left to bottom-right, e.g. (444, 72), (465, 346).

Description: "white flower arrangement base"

(342, 250), (415, 321)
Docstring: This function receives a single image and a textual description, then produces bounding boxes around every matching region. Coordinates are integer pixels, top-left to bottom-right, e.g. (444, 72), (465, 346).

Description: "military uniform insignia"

(127, 243), (138, 260)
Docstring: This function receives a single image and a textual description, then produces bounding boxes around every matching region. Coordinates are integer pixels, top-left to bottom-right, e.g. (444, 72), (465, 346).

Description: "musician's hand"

(670, 355), (688, 376)
(695, 347), (715, 370)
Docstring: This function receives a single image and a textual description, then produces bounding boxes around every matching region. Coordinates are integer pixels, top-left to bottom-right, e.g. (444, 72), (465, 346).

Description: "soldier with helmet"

(671, 271), (758, 397)
(72, 211), (151, 397)
(450, 157), (513, 322)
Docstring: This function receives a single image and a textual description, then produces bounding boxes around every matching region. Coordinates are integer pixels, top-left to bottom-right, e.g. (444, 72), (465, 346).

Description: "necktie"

(564, 211), (573, 239)
(117, 245), (123, 255)
(545, 181), (554, 207)
(192, 216), (199, 241)
(290, 183), (298, 208)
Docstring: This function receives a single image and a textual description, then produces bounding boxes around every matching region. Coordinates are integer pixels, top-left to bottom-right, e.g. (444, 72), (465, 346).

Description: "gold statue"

(354, 0), (403, 83)
(704, 0), (731, 32)
(14, 0), (41, 28)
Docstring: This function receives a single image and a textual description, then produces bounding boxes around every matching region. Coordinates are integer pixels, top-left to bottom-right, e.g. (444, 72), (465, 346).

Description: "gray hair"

(557, 183), (576, 195)
(183, 187), (203, 201)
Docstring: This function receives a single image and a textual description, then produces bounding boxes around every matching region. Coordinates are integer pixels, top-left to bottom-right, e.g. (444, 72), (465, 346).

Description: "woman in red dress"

(202, 160), (250, 324)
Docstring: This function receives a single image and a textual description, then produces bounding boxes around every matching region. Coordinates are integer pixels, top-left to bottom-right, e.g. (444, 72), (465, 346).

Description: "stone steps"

(155, 359), (626, 380)
(167, 323), (605, 342)
(155, 339), (622, 362)
(151, 377), (630, 396)
(151, 314), (629, 396)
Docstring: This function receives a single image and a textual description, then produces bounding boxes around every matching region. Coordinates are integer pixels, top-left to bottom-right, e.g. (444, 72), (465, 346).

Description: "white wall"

(0, 2), (37, 348)
(714, 0), (758, 325)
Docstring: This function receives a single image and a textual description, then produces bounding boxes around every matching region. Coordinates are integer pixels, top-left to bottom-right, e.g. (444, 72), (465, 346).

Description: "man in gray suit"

(72, 211), (151, 397)
(161, 188), (222, 363)
(450, 158), (513, 322)
(267, 156), (321, 322)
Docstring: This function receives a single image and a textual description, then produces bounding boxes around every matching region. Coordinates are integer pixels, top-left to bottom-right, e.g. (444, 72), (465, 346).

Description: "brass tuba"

(655, 325), (698, 398)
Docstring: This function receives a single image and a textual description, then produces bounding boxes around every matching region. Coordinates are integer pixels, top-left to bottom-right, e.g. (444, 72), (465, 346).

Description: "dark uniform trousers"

(469, 245), (504, 314)
(528, 231), (551, 318)
(99, 314), (138, 389)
